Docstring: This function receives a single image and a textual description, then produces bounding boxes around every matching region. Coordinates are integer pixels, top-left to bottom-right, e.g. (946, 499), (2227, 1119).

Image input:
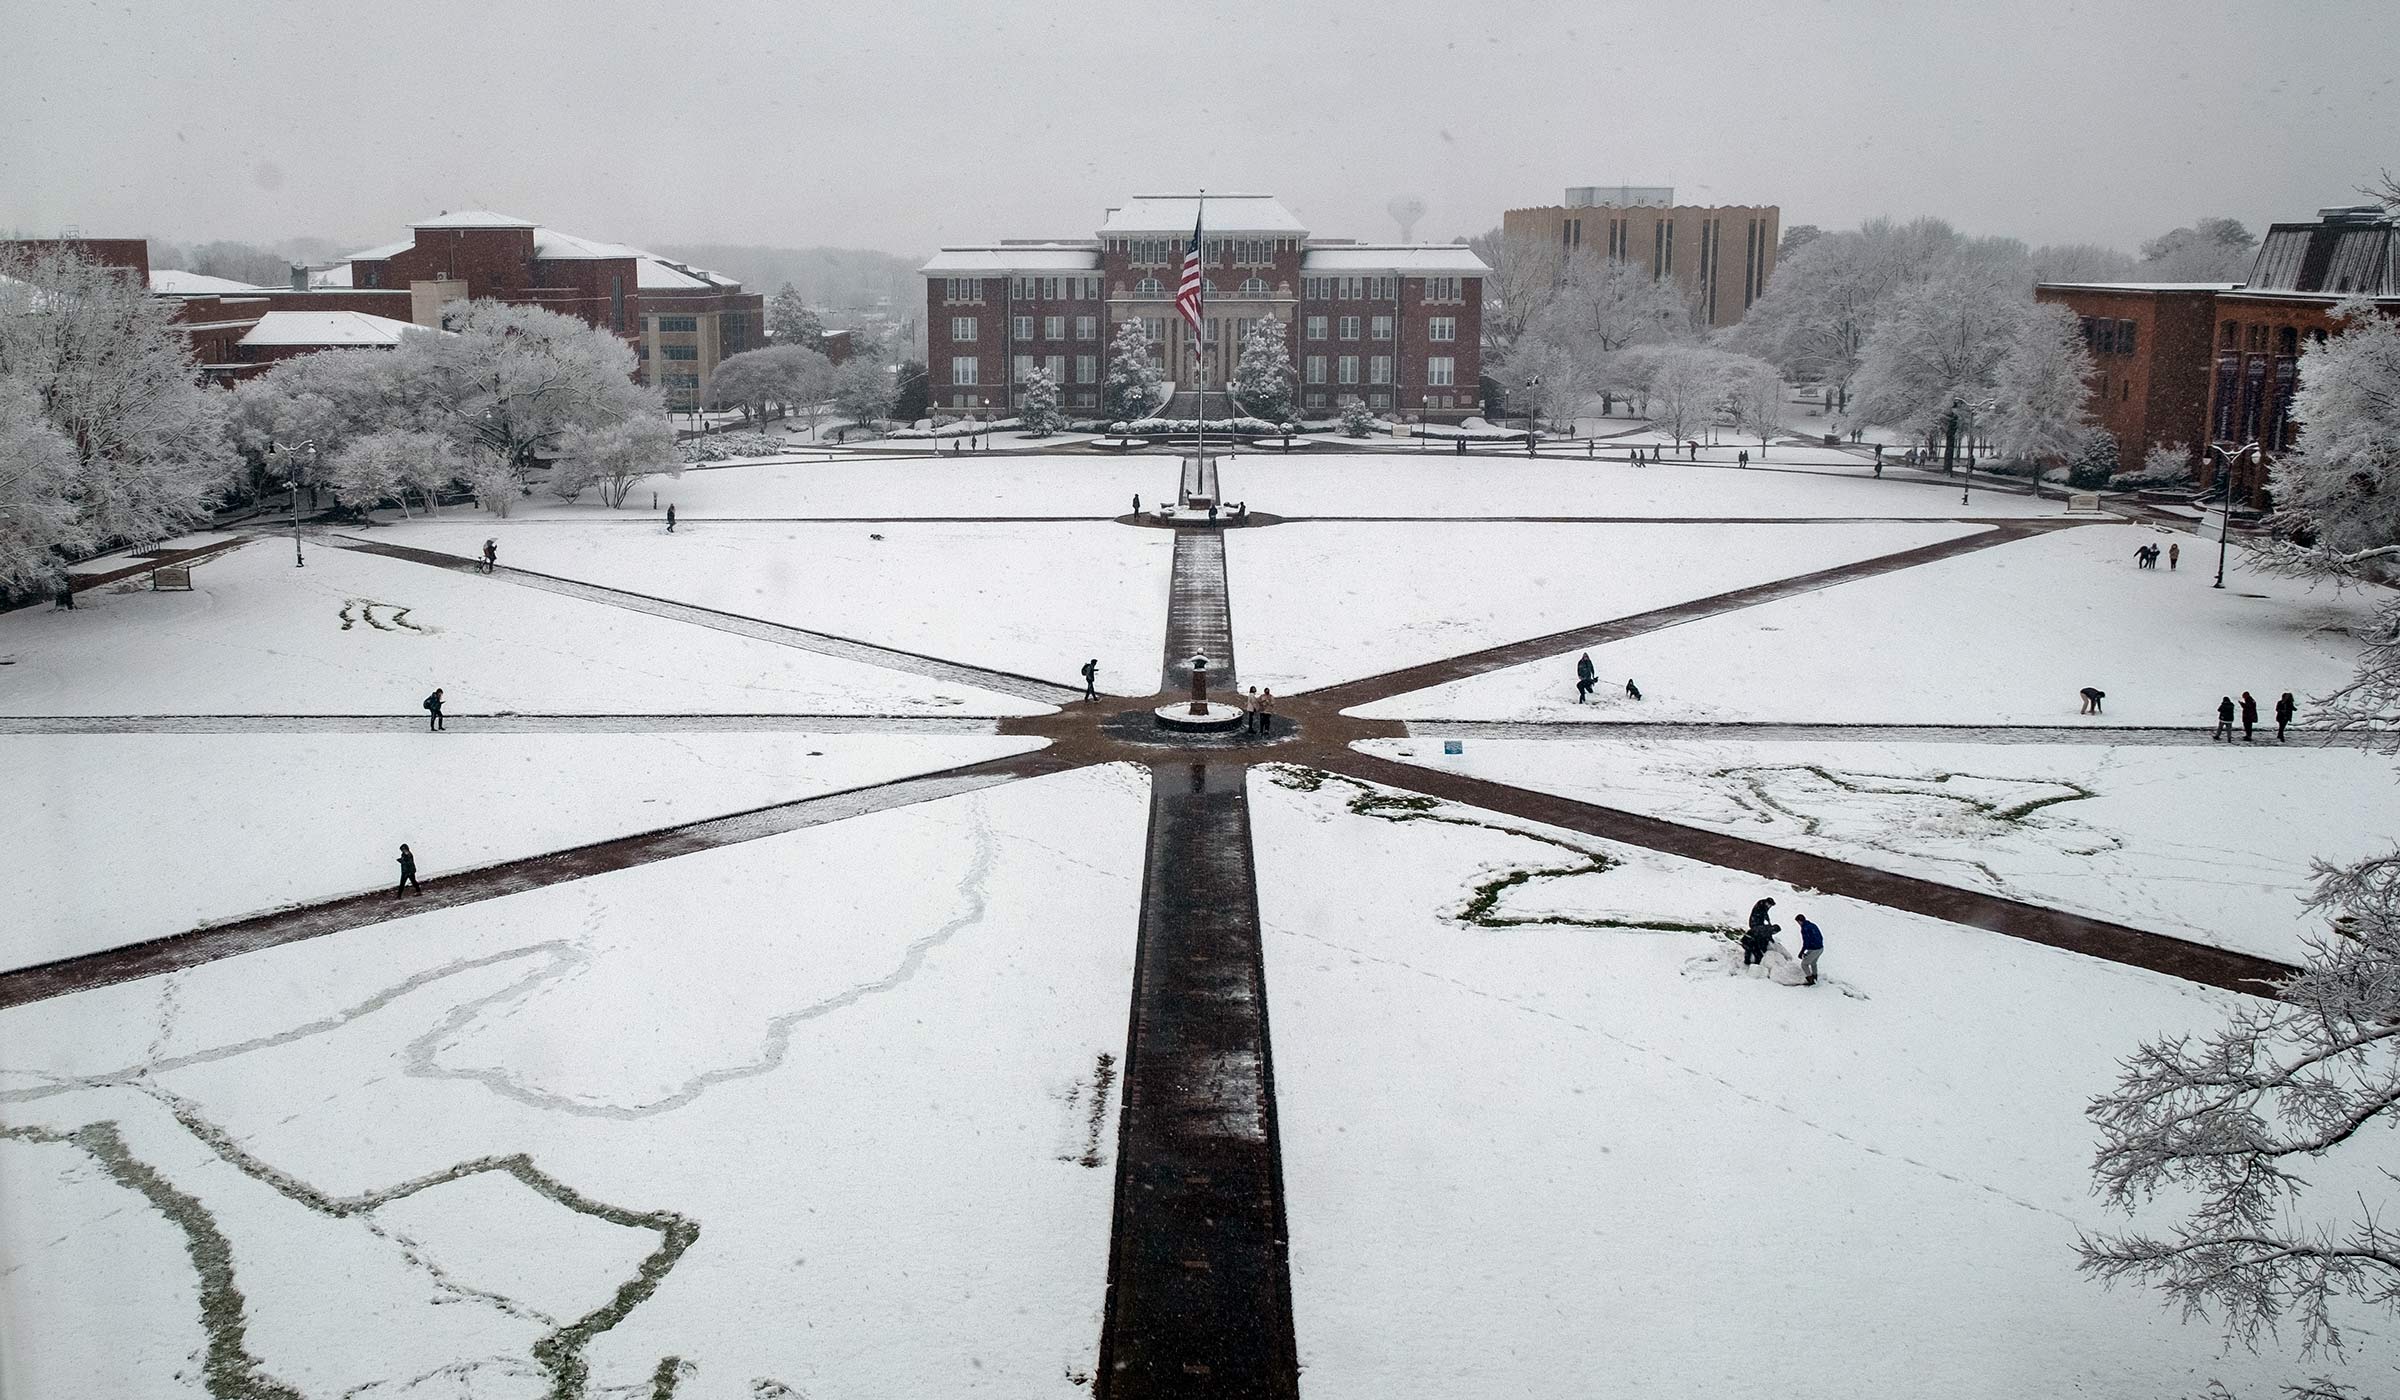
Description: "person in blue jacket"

(1795, 913), (1825, 986)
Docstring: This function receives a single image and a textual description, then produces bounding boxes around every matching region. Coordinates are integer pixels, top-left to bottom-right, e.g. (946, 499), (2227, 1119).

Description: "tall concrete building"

(1503, 187), (1779, 330)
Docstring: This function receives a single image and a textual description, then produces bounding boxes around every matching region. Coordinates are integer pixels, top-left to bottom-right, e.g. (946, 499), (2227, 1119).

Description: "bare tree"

(1467, 227), (1562, 359)
(557, 416), (680, 509)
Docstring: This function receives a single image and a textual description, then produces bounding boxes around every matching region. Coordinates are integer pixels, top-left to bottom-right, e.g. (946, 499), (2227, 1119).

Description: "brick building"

(920, 194), (1489, 422)
(2036, 205), (2400, 503)
(321, 212), (765, 408)
(1502, 186), (1780, 330)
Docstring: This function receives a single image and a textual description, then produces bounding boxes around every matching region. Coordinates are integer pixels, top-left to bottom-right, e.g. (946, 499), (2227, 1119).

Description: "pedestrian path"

(1098, 760), (1300, 1399)
(1391, 719), (2381, 747)
(0, 747), (1076, 1010)
(325, 534), (1087, 707)
(1162, 530), (1237, 695)
(1322, 748), (2297, 995)
(1302, 519), (2088, 712)
(0, 713), (1004, 736)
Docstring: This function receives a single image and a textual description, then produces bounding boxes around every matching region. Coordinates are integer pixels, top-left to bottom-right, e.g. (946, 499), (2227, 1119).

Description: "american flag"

(1174, 205), (1205, 345)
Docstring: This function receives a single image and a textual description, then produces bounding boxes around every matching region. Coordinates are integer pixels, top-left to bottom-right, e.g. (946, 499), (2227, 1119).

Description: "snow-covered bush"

(2109, 442), (2196, 490)
(1107, 416), (1296, 437)
(1413, 419), (1532, 441)
(1104, 321), (1166, 422)
(1338, 397), (1376, 438)
(2065, 433), (2119, 490)
(1229, 320), (1296, 422)
(678, 432), (786, 462)
(1018, 368), (1065, 437)
(884, 417), (1023, 440)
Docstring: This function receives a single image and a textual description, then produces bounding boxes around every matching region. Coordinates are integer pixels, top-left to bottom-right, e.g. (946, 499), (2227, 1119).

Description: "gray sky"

(3, 0), (2390, 259)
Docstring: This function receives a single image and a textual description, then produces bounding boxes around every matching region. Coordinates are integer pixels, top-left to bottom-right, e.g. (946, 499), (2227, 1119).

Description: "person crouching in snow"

(1795, 913), (1825, 986)
(1743, 896), (1779, 968)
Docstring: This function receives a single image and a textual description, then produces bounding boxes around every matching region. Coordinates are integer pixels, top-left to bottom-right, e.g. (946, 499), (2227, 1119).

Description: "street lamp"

(2202, 441), (2262, 590)
(268, 438), (313, 567)
(1524, 375), (1542, 458)
(1948, 395), (1995, 508)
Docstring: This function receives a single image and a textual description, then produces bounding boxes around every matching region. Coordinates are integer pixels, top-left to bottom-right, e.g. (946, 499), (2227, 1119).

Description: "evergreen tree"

(1338, 396), (1376, 438)
(1018, 367), (1064, 437)
(768, 283), (822, 348)
(1990, 302), (2099, 473)
(1230, 318), (1296, 422)
(893, 360), (931, 424)
(1104, 320), (1164, 422)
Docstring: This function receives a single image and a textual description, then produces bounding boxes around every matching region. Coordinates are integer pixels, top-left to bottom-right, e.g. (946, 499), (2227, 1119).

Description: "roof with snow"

(2035, 281), (2241, 293)
(410, 210), (538, 229)
(1300, 245), (1491, 274)
(1099, 195), (1307, 236)
(149, 269), (263, 295)
(920, 245), (1103, 274)
(238, 310), (426, 349)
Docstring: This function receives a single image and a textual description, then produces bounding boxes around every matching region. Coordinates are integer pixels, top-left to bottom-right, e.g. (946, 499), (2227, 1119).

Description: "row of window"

(1007, 276), (1105, 301)
(944, 273), (1476, 307)
(1294, 314), (1456, 342)
(1109, 236), (1296, 266)
(1299, 355), (1455, 386)
(1297, 275), (1397, 301)
(2079, 317), (2138, 356)
(949, 354), (1103, 386)
(2222, 320), (2322, 354)
(951, 315), (1108, 343)
(654, 315), (697, 333)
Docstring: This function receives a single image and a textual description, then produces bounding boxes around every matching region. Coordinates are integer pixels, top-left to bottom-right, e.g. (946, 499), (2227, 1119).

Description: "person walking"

(480, 538), (497, 574)
(1256, 687), (1275, 737)
(1575, 653), (1597, 704)
(1744, 896), (1779, 969)
(2169, 541), (2180, 571)
(1795, 913), (1825, 986)
(666, 504), (677, 533)
(2240, 691), (2259, 742)
(2213, 695), (2236, 741)
(424, 687), (446, 732)
(1133, 494), (1141, 514)
(395, 843), (423, 897)
(2275, 691), (2296, 741)
(1738, 449), (1750, 468)
(1081, 658), (1099, 702)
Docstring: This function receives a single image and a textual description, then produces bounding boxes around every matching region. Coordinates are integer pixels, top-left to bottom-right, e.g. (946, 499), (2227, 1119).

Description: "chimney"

(289, 263), (308, 291)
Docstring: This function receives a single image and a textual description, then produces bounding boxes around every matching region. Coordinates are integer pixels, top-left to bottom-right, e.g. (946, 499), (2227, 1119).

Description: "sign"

(2199, 506), (2229, 543)
(1442, 740), (1463, 755)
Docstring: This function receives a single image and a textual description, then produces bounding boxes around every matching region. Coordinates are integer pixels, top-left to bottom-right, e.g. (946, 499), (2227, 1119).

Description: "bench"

(2067, 492), (2102, 513)
(149, 564), (195, 591)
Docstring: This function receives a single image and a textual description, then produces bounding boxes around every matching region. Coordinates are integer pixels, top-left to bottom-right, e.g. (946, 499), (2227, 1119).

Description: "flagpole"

(1193, 190), (1206, 485)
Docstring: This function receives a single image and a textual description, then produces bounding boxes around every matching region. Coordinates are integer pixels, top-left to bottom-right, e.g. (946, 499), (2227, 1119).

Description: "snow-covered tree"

(1492, 333), (1592, 432)
(0, 379), (84, 594)
(2267, 302), (2400, 576)
(1018, 366), (1064, 436)
(1720, 354), (1786, 456)
(1989, 302), (2098, 474)
(387, 300), (660, 489)
(1850, 257), (2031, 445)
(1732, 217), (1965, 406)
(2031, 242), (2142, 284)
(1338, 395), (1376, 437)
(892, 359), (930, 423)
(1537, 249), (1689, 361)
(1105, 320), (1164, 422)
(0, 244), (235, 555)
(1639, 346), (1734, 445)
(768, 283), (823, 349)
(830, 358), (895, 427)
(1229, 319), (1295, 422)
(324, 429), (416, 515)
(556, 415), (679, 508)
(227, 350), (418, 466)
(1466, 226), (1563, 357)
(2138, 217), (2257, 282)
(705, 352), (778, 426)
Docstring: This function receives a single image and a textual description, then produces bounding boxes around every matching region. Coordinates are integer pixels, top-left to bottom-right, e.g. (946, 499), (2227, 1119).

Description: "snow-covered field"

(1217, 452), (2057, 519)
(1228, 519), (1985, 695)
(1364, 524), (2390, 726)
(0, 763), (1146, 1398)
(544, 453), (1178, 519)
(2, 731), (1044, 969)
(1250, 766), (2398, 1396)
(380, 518), (1170, 696)
(0, 539), (1042, 717)
(1360, 735), (2398, 964)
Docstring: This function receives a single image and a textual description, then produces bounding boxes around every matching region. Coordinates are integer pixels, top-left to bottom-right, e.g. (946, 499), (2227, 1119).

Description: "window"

(662, 345), (697, 361)
(1305, 355), (1328, 385)
(1013, 315), (1033, 341)
(2246, 324), (2268, 352)
(1013, 354), (1035, 382)
(1044, 354), (1065, 381)
(1045, 316), (1065, 340)
(657, 316), (697, 333)
(1141, 317), (1168, 349)
(1371, 276), (1395, 301)
(1427, 356), (1456, 387)
(2220, 320), (2240, 348)
(2120, 320), (2139, 356)
(2276, 326), (2298, 355)
(1339, 316), (1360, 340)
(1136, 277), (1163, 298)
(1041, 277), (1059, 299)
(1371, 315), (1392, 340)
(1428, 317), (1456, 343)
(1305, 316), (1328, 340)
(1076, 315), (1096, 341)
(951, 357), (979, 386)
(950, 317), (977, 342)
(1301, 276), (1329, 300)
(945, 277), (982, 304)
(1076, 354), (1097, 384)
(1423, 277), (1461, 302)
(1370, 355), (1391, 384)
(1240, 277), (1268, 295)
(1338, 355), (1359, 385)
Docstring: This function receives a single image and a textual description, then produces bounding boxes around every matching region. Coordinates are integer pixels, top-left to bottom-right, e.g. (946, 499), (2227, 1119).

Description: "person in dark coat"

(1795, 913), (1825, 986)
(2240, 691), (2259, 741)
(1575, 653), (1597, 704)
(480, 538), (498, 574)
(1743, 896), (1779, 967)
(424, 687), (446, 732)
(1625, 677), (1643, 701)
(666, 504), (677, 533)
(2214, 695), (2236, 741)
(395, 843), (423, 897)
(2275, 691), (2296, 741)
(1256, 687), (1275, 737)
(1081, 658), (1099, 702)
(2079, 686), (2105, 715)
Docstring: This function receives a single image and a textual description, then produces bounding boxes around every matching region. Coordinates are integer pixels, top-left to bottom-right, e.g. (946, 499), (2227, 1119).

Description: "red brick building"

(2035, 205), (2399, 503)
(921, 194), (1488, 422)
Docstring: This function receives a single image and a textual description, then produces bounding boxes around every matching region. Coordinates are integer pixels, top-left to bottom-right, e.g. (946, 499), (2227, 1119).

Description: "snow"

(0, 764), (1146, 1397)
(1215, 451), (2060, 518)
(382, 517), (1172, 696)
(237, 310), (425, 348)
(0, 537), (1044, 717)
(1228, 519), (1986, 695)
(1299, 246), (1492, 273)
(410, 211), (538, 229)
(1360, 736), (2400, 964)
(441, 453), (1175, 519)
(1249, 766), (2400, 1396)
(1366, 524), (2393, 726)
(148, 269), (262, 295)
(2, 731), (1044, 969)
(919, 246), (1102, 273)
(1100, 194), (1305, 234)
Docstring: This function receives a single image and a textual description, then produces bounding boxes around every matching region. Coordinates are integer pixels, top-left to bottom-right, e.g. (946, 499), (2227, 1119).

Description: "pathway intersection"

(3, 453), (2313, 1397)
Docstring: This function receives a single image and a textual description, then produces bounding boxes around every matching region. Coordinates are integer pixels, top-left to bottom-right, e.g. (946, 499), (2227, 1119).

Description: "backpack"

(423, 692), (439, 711)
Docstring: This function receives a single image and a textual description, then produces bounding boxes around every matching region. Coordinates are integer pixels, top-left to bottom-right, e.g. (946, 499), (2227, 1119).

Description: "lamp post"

(1524, 375), (1542, 458)
(2203, 441), (2261, 590)
(269, 438), (313, 567)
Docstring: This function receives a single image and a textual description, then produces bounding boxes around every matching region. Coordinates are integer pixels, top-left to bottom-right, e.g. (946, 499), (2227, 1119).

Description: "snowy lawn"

(1227, 520), (1986, 696)
(1249, 765), (2398, 1397)
(1364, 523), (2390, 726)
(0, 763), (1146, 1398)
(383, 517), (1173, 696)
(1360, 735), (2398, 965)
(2, 731), (1044, 970)
(1217, 451), (2055, 519)
(0, 538), (1042, 717)
(498, 452), (1179, 520)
